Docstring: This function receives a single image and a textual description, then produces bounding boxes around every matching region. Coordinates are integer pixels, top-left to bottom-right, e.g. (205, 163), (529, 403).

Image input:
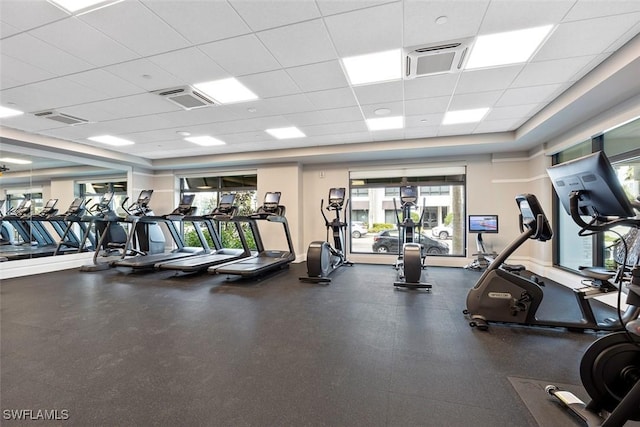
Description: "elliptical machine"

(300, 187), (353, 283)
(542, 150), (640, 426)
(393, 185), (431, 289)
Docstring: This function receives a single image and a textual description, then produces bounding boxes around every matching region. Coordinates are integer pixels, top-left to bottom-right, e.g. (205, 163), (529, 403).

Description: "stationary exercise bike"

(300, 187), (353, 283)
(464, 191), (640, 331)
(393, 185), (431, 289)
(543, 150), (640, 426)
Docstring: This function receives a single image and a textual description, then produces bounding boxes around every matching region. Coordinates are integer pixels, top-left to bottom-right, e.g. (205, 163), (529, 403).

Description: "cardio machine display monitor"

(69, 197), (85, 210)
(468, 215), (498, 233)
(98, 192), (114, 208)
(219, 194), (235, 206)
(328, 188), (345, 205)
(43, 199), (58, 210)
(400, 185), (418, 204)
(137, 190), (154, 207)
(264, 192), (281, 205)
(179, 194), (195, 207)
(547, 151), (635, 218)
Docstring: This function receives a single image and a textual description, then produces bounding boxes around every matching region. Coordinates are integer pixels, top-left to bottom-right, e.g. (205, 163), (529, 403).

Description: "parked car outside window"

(432, 225), (453, 240)
(351, 221), (368, 238)
(372, 229), (449, 254)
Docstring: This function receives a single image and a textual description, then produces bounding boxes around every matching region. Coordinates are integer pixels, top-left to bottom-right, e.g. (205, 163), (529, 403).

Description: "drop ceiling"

(1, 0), (640, 171)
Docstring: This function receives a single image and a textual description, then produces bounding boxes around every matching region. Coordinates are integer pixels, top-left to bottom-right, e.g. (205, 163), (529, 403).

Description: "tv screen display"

(468, 215), (498, 233)
(400, 185), (417, 203)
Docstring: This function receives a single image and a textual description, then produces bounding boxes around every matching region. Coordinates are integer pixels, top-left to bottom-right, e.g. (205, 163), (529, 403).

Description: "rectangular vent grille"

(34, 111), (88, 125)
(153, 86), (215, 110)
(405, 38), (473, 79)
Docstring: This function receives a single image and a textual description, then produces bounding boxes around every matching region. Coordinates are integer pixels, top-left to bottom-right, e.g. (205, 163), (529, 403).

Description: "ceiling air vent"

(153, 86), (215, 110)
(33, 111), (88, 125)
(405, 38), (473, 79)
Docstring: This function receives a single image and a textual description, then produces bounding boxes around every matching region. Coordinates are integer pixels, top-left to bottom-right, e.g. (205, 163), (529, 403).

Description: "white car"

(432, 225), (453, 240)
(351, 222), (368, 238)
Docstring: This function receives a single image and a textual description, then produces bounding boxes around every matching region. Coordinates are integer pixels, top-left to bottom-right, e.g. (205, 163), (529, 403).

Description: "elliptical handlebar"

(569, 190), (640, 234)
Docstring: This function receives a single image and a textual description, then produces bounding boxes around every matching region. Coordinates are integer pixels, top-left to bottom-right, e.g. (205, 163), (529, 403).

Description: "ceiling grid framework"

(0, 0), (639, 169)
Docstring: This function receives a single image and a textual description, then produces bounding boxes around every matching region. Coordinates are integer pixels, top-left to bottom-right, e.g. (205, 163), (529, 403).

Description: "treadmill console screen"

(99, 192), (114, 207)
(180, 194), (195, 207)
(43, 199), (58, 210)
(219, 194), (235, 206)
(264, 192), (281, 205)
(69, 197), (85, 212)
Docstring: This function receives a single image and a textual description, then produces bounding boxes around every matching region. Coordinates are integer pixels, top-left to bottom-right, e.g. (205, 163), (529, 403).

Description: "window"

(349, 167), (466, 256)
(553, 117), (640, 271)
(179, 174), (257, 251)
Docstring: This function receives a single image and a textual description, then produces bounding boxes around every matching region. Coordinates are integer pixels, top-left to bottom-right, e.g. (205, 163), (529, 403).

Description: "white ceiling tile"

(0, 20), (20, 38)
(258, 19), (337, 68)
(404, 0), (487, 46)
(479, 0), (574, 35)
(199, 34), (281, 76)
(78, 1), (190, 57)
(404, 74), (460, 100)
(258, 94), (317, 116)
(305, 88), (358, 110)
(534, 13), (640, 61)
(360, 101), (404, 119)
(437, 123), (478, 136)
(29, 17), (139, 68)
(371, 129), (404, 141)
(228, 0), (320, 32)
(0, 54), (57, 88)
(141, 0), (250, 44)
(87, 93), (181, 119)
(285, 111), (332, 127)
(405, 114), (445, 128)
(65, 69), (143, 98)
(320, 106), (364, 123)
(353, 81), (403, 105)
(456, 66), (524, 94)
(316, 0), (395, 16)
(0, 0), (67, 32)
(239, 70), (300, 99)
(0, 113), (67, 132)
(324, 2), (402, 56)
(404, 97), (450, 116)
(2, 77), (105, 112)
(148, 48), (229, 84)
(448, 90), (503, 110)
(301, 121), (368, 137)
(496, 84), (563, 107)
(564, 0), (640, 21)
(512, 56), (598, 88)
(1, 33), (93, 76)
(285, 60), (348, 92)
(403, 126), (439, 139)
(102, 59), (184, 92)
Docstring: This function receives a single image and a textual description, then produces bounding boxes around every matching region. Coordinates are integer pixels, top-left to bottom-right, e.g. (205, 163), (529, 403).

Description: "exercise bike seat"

(578, 266), (617, 281)
(502, 263), (525, 273)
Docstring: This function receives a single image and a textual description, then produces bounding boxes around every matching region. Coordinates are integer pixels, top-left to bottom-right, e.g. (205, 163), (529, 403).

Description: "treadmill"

(156, 193), (255, 273)
(112, 193), (205, 272)
(211, 192), (295, 278)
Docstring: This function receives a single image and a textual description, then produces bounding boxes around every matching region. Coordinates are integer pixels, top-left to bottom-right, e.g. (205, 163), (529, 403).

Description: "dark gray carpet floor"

(1, 262), (620, 426)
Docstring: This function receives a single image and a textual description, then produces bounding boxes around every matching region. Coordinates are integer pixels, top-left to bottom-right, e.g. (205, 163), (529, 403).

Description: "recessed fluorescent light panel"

(442, 108), (490, 125)
(466, 25), (554, 69)
(0, 106), (24, 118)
(48, 0), (123, 14)
(342, 49), (402, 85)
(184, 136), (226, 146)
(266, 127), (305, 139)
(0, 157), (32, 165)
(193, 78), (258, 104)
(366, 116), (404, 131)
(88, 135), (134, 146)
